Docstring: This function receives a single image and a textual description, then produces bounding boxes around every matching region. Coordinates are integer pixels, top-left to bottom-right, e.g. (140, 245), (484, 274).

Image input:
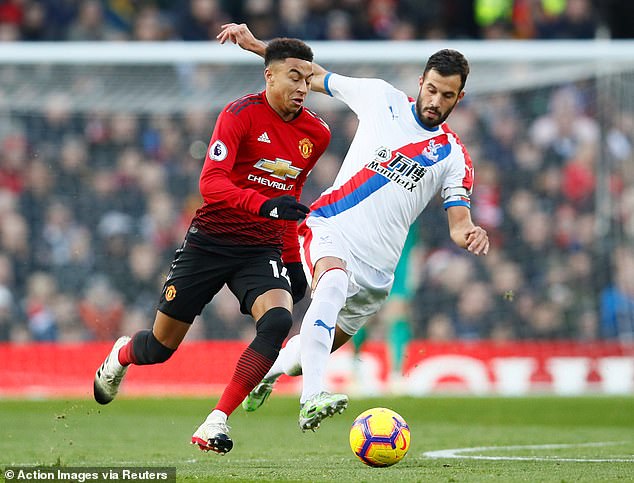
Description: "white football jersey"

(302, 73), (474, 275)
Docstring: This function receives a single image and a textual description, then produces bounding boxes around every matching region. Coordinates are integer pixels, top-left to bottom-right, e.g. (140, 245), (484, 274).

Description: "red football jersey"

(192, 91), (330, 263)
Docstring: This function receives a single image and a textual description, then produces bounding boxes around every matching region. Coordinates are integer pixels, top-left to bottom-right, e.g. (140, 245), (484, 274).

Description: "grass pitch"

(1, 396), (633, 482)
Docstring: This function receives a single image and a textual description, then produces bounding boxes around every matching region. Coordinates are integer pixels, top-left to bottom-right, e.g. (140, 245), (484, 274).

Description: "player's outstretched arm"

(217, 23), (267, 57)
(217, 23), (329, 94)
(447, 205), (489, 256)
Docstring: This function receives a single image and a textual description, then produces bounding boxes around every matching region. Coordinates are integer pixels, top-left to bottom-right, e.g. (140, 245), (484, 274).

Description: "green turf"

(1, 396), (633, 482)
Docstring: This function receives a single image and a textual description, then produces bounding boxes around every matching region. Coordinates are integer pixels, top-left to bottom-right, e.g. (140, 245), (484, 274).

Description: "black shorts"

(157, 235), (292, 323)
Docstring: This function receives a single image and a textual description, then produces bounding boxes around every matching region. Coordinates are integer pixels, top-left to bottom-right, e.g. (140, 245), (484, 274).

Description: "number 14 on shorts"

(269, 260), (290, 284)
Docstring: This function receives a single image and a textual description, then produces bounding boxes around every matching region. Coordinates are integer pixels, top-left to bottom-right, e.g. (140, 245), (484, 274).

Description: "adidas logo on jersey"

(269, 207), (279, 218)
(258, 132), (271, 143)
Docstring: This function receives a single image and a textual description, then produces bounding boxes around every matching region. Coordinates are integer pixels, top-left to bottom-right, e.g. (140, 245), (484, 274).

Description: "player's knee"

(132, 330), (175, 365)
(252, 307), (293, 357)
(314, 268), (348, 307)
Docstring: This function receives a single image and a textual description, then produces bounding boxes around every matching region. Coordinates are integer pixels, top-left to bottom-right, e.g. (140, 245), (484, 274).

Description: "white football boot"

(191, 413), (234, 454)
(93, 336), (131, 405)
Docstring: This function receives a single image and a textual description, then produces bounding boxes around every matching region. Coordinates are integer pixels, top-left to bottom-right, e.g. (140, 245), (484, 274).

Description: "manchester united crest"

(165, 284), (177, 302)
(299, 138), (313, 159)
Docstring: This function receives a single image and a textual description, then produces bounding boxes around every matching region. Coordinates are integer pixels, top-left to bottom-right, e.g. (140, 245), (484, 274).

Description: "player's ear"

(457, 91), (465, 102)
(264, 66), (273, 84)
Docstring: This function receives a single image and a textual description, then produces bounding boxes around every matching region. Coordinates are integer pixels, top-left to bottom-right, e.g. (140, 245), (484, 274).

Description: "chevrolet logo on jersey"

(254, 158), (303, 180)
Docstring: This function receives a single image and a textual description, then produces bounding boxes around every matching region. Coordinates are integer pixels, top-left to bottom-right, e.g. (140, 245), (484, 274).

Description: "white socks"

(263, 333), (302, 381)
(209, 409), (227, 423)
(299, 268), (348, 404)
(261, 268), (348, 404)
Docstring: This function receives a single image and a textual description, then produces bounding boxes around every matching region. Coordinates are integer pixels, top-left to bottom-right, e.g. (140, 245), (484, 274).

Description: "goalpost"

(0, 40), (633, 343)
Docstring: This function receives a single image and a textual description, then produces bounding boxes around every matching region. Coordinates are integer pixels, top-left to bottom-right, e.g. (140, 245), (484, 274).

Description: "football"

(349, 407), (411, 467)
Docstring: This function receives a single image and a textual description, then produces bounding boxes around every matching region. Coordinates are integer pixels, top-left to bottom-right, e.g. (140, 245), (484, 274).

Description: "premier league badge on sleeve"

(209, 140), (228, 161)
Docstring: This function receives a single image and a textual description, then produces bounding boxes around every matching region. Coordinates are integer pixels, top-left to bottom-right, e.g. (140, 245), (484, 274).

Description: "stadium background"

(0, 0), (633, 397)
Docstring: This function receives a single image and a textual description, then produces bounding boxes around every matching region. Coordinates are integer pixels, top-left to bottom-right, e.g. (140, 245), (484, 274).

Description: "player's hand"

(259, 195), (310, 221)
(465, 225), (489, 256)
(286, 262), (308, 304)
(217, 23), (266, 57)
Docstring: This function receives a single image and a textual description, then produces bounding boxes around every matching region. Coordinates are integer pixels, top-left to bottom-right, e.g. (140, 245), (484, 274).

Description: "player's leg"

(93, 311), (187, 405)
(93, 243), (214, 405)
(297, 257), (350, 431)
(194, 289), (292, 453)
(243, 222), (354, 418)
(242, 319), (354, 413)
(213, 289), (293, 417)
(300, 260), (348, 403)
(194, 252), (294, 453)
(243, 292), (377, 418)
(240, 261), (353, 426)
(242, 333), (302, 412)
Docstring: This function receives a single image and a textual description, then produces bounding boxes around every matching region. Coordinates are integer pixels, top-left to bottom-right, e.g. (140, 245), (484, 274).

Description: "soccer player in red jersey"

(93, 38), (331, 455)
(220, 23), (489, 432)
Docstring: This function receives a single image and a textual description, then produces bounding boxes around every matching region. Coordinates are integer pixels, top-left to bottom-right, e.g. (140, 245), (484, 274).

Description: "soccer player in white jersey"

(218, 24), (490, 431)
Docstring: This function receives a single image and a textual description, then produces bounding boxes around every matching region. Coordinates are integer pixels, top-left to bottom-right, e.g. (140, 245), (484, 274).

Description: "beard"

(415, 97), (456, 128)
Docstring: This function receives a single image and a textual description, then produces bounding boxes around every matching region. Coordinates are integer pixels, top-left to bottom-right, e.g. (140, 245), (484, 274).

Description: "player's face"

(415, 69), (465, 128)
(265, 58), (314, 121)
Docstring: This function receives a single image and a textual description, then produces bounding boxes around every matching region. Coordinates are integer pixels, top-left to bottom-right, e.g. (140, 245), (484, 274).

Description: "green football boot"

(242, 378), (275, 412)
(299, 391), (349, 431)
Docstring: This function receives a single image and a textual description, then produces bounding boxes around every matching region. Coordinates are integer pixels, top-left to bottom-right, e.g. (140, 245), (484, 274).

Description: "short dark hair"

(264, 38), (313, 66)
(424, 49), (470, 92)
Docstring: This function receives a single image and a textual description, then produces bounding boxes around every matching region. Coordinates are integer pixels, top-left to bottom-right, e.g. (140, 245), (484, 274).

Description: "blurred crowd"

(0, 0), (633, 345)
(411, 84), (634, 342)
(1, 77), (633, 344)
(0, 0), (633, 42)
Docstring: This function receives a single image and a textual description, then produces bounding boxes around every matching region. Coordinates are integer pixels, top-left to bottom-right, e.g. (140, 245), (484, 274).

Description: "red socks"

(215, 346), (275, 416)
(117, 339), (135, 366)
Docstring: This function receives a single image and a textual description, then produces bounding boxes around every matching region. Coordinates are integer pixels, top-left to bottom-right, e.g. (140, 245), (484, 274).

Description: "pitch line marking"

(424, 441), (634, 462)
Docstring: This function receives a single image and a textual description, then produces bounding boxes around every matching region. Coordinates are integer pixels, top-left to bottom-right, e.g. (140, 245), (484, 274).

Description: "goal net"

(0, 40), (633, 343)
